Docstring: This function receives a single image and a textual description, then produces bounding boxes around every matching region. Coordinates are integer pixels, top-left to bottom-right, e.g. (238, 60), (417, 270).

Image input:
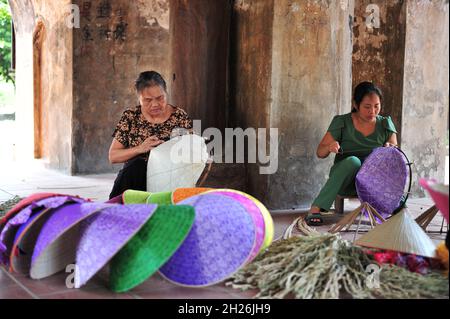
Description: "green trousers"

(312, 156), (362, 211)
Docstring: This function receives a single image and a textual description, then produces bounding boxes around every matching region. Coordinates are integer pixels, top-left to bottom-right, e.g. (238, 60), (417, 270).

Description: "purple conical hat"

(30, 203), (111, 280)
(159, 193), (256, 287)
(10, 207), (55, 274)
(74, 204), (158, 288)
(203, 189), (266, 263)
(356, 147), (408, 219)
(0, 196), (86, 266)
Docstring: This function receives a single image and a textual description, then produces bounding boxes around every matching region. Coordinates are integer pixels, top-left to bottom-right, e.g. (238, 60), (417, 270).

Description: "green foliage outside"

(0, 0), (14, 85)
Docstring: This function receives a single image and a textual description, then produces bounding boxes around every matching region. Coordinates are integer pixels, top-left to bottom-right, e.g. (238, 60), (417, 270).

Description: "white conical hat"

(147, 134), (209, 193)
(355, 208), (437, 258)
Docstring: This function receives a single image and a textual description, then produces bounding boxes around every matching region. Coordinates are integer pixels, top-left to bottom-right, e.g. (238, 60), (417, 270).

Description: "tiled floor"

(0, 160), (447, 299)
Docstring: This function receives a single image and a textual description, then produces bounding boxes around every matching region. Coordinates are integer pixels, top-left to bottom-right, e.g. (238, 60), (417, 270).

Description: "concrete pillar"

(267, 0), (354, 210)
(32, 0), (73, 173)
(231, 0), (354, 209)
(7, 0), (36, 163)
(401, 0), (449, 195)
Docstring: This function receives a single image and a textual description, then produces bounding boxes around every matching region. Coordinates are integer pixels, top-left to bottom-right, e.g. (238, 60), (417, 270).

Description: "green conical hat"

(109, 205), (195, 292)
(122, 190), (151, 204)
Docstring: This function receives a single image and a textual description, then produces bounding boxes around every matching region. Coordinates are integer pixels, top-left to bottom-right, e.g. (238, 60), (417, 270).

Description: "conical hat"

(122, 190), (151, 204)
(0, 193), (68, 229)
(203, 189), (266, 262)
(75, 204), (157, 288)
(109, 205), (196, 293)
(30, 203), (110, 280)
(10, 207), (55, 274)
(355, 208), (437, 258)
(172, 187), (212, 204)
(147, 192), (173, 205)
(146, 134), (208, 193)
(203, 189), (274, 250)
(356, 147), (408, 219)
(0, 196), (87, 266)
(159, 193), (256, 287)
(419, 179), (449, 223)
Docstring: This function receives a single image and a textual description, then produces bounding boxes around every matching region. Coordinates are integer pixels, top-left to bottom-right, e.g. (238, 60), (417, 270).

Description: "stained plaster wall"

(72, 0), (171, 174)
(352, 0), (406, 141)
(401, 0), (449, 196)
(33, 0), (73, 173)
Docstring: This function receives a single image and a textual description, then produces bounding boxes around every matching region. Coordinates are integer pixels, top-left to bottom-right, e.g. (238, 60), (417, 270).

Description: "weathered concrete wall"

(72, 0), (171, 174)
(229, 0), (275, 201)
(33, 0), (73, 173)
(402, 0), (449, 196)
(352, 0), (406, 141)
(7, 0), (35, 161)
(266, 0), (354, 210)
(170, 0), (231, 132)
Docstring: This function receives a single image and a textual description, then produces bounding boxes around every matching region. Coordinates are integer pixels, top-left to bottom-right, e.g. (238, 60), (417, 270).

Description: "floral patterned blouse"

(112, 105), (193, 151)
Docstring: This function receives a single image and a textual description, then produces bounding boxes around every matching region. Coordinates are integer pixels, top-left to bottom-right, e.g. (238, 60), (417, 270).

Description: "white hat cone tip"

(355, 208), (437, 258)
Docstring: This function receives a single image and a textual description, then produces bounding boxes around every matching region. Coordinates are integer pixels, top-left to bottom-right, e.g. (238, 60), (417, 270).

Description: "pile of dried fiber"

(0, 196), (22, 219)
(226, 233), (448, 299)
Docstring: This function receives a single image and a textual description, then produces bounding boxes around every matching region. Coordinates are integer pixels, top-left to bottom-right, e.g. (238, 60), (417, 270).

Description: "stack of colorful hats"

(0, 188), (274, 293)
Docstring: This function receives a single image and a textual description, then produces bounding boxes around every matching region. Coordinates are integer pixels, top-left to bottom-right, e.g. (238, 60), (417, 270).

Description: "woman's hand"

(384, 133), (398, 148)
(328, 141), (341, 154)
(138, 136), (164, 154)
(317, 132), (339, 158)
(384, 142), (397, 148)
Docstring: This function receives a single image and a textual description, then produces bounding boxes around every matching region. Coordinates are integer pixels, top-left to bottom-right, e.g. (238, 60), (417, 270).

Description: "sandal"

(305, 213), (324, 226)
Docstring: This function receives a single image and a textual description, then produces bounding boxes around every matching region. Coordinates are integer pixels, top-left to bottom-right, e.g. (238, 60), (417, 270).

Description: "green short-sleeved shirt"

(327, 113), (397, 163)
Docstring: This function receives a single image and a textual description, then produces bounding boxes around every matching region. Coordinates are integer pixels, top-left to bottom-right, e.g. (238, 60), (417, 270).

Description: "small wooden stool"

(334, 195), (359, 215)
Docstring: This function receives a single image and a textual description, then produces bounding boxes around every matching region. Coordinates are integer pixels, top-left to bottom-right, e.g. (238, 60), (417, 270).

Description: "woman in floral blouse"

(108, 71), (193, 199)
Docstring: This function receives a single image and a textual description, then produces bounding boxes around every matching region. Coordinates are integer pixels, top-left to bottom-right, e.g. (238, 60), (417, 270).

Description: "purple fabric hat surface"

(159, 193), (256, 287)
(356, 147), (408, 219)
(75, 204), (158, 288)
(10, 207), (55, 273)
(30, 202), (111, 280)
(206, 190), (265, 263)
(0, 196), (87, 265)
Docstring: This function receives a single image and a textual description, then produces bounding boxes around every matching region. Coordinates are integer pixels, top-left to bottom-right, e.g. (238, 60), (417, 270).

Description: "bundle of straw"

(227, 233), (448, 299)
(0, 196), (22, 219)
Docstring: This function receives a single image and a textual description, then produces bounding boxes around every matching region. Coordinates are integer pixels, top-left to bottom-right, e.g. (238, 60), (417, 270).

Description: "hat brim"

(30, 203), (110, 280)
(109, 205), (196, 293)
(122, 190), (151, 204)
(171, 188), (212, 204)
(75, 204), (158, 288)
(203, 189), (266, 263)
(0, 193), (67, 229)
(10, 207), (55, 274)
(1, 196), (86, 266)
(147, 192), (173, 205)
(159, 193), (256, 287)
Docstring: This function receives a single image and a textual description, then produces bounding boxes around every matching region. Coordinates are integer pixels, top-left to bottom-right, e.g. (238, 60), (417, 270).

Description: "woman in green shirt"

(306, 82), (398, 226)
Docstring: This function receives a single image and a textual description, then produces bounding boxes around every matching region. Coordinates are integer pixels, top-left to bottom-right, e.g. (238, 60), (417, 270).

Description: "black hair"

(352, 81), (383, 112)
(135, 71), (167, 93)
